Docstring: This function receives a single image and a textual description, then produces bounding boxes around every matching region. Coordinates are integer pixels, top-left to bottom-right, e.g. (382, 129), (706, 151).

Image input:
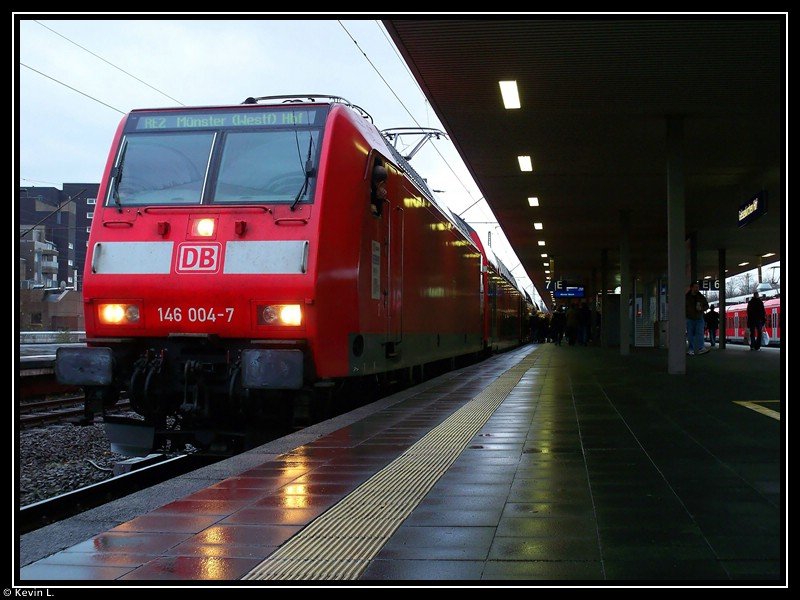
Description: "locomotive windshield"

(111, 132), (214, 205)
(107, 106), (327, 207)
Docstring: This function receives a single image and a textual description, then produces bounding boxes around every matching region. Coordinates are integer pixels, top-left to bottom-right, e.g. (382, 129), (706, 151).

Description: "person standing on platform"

(565, 303), (579, 346)
(551, 307), (566, 346)
(685, 282), (709, 355)
(746, 291), (767, 351)
(578, 301), (592, 345)
(529, 312), (539, 344)
(705, 305), (720, 348)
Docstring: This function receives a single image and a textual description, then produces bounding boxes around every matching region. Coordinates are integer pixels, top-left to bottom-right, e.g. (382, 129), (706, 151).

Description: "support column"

(718, 248), (727, 349)
(667, 116), (686, 374)
(689, 232), (698, 285)
(586, 267), (597, 346)
(620, 210), (631, 356)
(600, 249), (608, 348)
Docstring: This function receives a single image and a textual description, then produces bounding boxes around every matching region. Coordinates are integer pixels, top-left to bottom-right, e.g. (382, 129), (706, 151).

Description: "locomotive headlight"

(279, 304), (302, 326)
(98, 303), (140, 325)
(258, 304), (302, 326)
(261, 305), (279, 324)
(191, 217), (216, 237)
(100, 304), (125, 324)
(125, 305), (140, 323)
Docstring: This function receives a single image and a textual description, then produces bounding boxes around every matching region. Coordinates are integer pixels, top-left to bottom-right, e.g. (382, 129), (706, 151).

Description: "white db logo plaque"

(176, 243), (221, 273)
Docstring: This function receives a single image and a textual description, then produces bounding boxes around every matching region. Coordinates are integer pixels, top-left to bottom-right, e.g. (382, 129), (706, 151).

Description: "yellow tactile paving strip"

(733, 400), (780, 421)
(243, 351), (537, 580)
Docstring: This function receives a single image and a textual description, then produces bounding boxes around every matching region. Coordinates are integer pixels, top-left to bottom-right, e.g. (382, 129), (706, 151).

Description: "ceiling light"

(703, 275), (711, 279)
(545, 270), (550, 274)
(533, 222), (543, 230)
(762, 252), (775, 258)
(528, 197), (539, 207)
(738, 262), (750, 267)
(518, 156), (532, 172)
(541, 253), (547, 258)
(543, 262), (549, 267)
(499, 80), (521, 109)
(538, 241), (546, 246)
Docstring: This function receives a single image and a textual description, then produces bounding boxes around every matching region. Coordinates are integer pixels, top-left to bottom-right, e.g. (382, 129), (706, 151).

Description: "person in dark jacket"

(746, 291), (767, 350)
(551, 307), (566, 346)
(685, 282), (709, 355)
(565, 303), (579, 346)
(705, 305), (720, 348)
(529, 312), (540, 344)
(578, 301), (592, 345)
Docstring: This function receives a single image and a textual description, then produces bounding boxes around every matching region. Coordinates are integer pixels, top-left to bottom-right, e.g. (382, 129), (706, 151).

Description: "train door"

(770, 307), (779, 341)
(367, 155), (391, 360)
(489, 278), (498, 347)
(378, 191), (391, 355)
(386, 188), (406, 357)
(480, 263), (488, 347)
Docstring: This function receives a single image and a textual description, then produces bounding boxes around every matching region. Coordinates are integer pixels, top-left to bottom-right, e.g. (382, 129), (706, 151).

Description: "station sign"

(738, 190), (768, 228)
(554, 285), (585, 299)
(701, 279), (720, 291)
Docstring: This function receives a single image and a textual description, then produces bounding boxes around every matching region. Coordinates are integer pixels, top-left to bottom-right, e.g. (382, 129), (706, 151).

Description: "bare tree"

(768, 266), (781, 293)
(726, 278), (737, 299)
(738, 272), (756, 296)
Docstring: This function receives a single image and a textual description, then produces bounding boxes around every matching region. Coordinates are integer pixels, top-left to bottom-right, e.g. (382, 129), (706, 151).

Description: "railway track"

(19, 395), (132, 428)
(19, 452), (221, 534)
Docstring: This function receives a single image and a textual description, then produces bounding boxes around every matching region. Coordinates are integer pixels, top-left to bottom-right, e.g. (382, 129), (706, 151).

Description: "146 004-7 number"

(157, 307), (234, 323)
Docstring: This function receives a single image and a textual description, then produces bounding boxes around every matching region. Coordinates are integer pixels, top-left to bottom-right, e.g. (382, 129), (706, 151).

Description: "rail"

(19, 453), (219, 534)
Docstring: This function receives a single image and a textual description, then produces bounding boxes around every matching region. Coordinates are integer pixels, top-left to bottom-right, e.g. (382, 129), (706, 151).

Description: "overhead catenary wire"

(373, 20), (427, 100)
(33, 20), (185, 106)
(338, 21), (478, 204)
(20, 188), (87, 239)
(341, 22), (535, 299)
(374, 21), (433, 128)
(20, 63), (125, 114)
(21, 176), (62, 186)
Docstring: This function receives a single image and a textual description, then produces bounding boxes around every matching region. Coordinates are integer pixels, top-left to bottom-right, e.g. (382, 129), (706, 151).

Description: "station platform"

(18, 342), (783, 583)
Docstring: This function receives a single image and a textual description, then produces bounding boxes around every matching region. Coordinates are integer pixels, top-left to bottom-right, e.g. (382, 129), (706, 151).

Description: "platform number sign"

(546, 280), (568, 292)
(701, 279), (720, 291)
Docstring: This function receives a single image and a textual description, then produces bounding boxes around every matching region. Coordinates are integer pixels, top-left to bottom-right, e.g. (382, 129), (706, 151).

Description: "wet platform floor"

(19, 342), (783, 583)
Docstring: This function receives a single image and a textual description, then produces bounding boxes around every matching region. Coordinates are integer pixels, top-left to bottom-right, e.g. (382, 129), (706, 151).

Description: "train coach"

(722, 297), (781, 346)
(56, 95), (528, 451)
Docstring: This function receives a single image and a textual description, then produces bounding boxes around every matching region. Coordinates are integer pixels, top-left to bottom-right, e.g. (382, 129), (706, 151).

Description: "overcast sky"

(16, 18), (539, 301)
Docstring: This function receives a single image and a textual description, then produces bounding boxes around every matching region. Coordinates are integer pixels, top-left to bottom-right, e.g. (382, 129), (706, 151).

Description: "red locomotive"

(55, 95), (528, 450)
(722, 297), (781, 346)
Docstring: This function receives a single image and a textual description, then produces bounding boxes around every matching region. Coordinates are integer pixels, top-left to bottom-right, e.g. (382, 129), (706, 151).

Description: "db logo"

(176, 243), (221, 273)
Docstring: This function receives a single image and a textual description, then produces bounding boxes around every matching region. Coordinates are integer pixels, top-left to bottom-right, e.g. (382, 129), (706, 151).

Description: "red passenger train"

(56, 95), (529, 449)
(722, 298), (781, 346)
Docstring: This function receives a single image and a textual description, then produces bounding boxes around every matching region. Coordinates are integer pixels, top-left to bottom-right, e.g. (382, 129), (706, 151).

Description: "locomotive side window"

(371, 161), (388, 217)
(107, 132), (214, 206)
(213, 129), (320, 204)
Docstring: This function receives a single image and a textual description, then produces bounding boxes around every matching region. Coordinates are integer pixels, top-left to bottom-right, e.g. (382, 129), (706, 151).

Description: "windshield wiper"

(110, 140), (128, 213)
(290, 135), (315, 212)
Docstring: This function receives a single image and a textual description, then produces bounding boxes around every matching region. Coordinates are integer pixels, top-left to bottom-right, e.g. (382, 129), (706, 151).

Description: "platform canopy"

(385, 18), (783, 307)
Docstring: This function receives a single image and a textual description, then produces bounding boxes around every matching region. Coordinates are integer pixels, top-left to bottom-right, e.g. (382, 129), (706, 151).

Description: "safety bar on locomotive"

(240, 94), (372, 122)
(55, 347), (304, 390)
